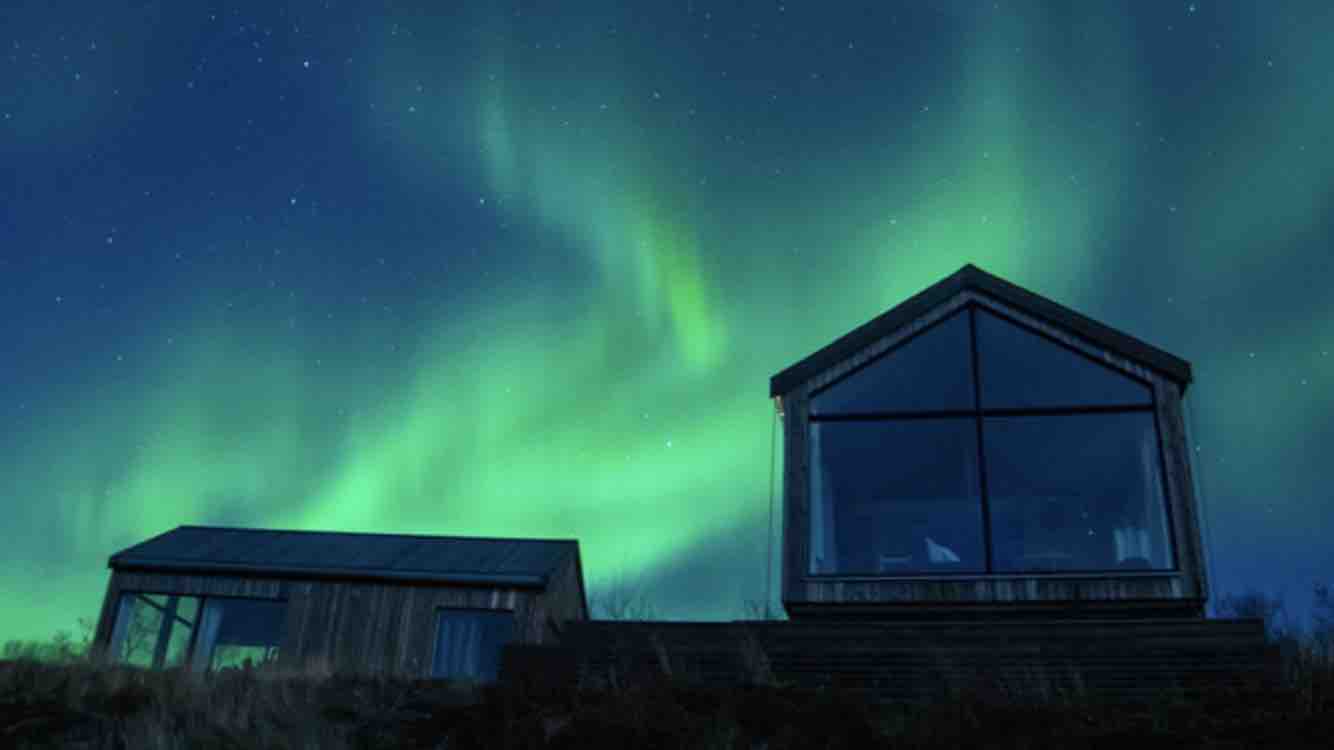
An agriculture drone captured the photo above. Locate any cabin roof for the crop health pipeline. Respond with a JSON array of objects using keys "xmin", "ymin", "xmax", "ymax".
[
  {"xmin": 107, "ymin": 525, "xmax": 581, "ymax": 589},
  {"xmin": 770, "ymin": 263, "xmax": 1193, "ymax": 397}
]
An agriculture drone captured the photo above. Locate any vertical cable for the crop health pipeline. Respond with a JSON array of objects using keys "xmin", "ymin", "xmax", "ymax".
[
  {"xmin": 1184, "ymin": 380, "xmax": 1220, "ymax": 617},
  {"xmin": 766, "ymin": 400, "xmax": 778, "ymax": 620}
]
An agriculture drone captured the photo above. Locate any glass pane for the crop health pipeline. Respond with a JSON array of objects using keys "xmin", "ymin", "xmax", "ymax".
[
  {"xmin": 975, "ymin": 309, "xmax": 1152, "ymax": 409},
  {"xmin": 432, "ymin": 609, "xmax": 515, "ymax": 682},
  {"xmin": 809, "ymin": 419, "xmax": 984, "ymax": 574},
  {"xmin": 107, "ymin": 594, "xmax": 200, "ymax": 669},
  {"xmin": 163, "ymin": 597, "xmax": 198, "ymax": 667},
  {"xmin": 983, "ymin": 412, "xmax": 1175, "ymax": 572},
  {"xmin": 190, "ymin": 598, "xmax": 285, "ymax": 672},
  {"xmin": 811, "ymin": 309, "xmax": 974, "ymax": 414}
]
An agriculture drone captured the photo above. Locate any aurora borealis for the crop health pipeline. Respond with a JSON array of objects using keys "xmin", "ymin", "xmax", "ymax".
[{"xmin": 3, "ymin": 1, "xmax": 1333, "ymax": 645}]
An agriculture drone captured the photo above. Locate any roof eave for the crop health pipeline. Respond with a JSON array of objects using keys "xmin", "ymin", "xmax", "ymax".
[{"xmin": 107, "ymin": 558, "xmax": 549, "ymax": 589}]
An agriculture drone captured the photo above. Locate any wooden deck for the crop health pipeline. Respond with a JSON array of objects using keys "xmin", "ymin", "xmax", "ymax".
[{"xmin": 501, "ymin": 618, "xmax": 1280, "ymax": 705}]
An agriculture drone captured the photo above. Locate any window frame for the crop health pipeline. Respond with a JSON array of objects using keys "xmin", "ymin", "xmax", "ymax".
[
  {"xmin": 105, "ymin": 590, "xmax": 287, "ymax": 671},
  {"xmin": 806, "ymin": 303, "xmax": 1180, "ymax": 578}
]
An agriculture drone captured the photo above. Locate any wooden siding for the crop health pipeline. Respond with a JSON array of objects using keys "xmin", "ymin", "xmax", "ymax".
[
  {"xmin": 782, "ymin": 291, "xmax": 1208, "ymax": 616},
  {"xmin": 283, "ymin": 579, "xmax": 537, "ymax": 677},
  {"xmin": 516, "ymin": 618, "xmax": 1277, "ymax": 706},
  {"xmin": 1158, "ymin": 380, "xmax": 1210, "ymax": 600},
  {"xmin": 92, "ymin": 570, "xmax": 548, "ymax": 678},
  {"xmin": 531, "ymin": 553, "xmax": 589, "ymax": 644}
]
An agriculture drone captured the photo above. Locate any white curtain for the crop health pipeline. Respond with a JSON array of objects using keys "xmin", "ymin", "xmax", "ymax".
[
  {"xmin": 433, "ymin": 613, "xmax": 484, "ymax": 680},
  {"xmin": 1115, "ymin": 423, "xmax": 1160, "ymax": 564},
  {"xmin": 190, "ymin": 600, "xmax": 225, "ymax": 673},
  {"xmin": 810, "ymin": 424, "xmax": 836, "ymax": 573}
]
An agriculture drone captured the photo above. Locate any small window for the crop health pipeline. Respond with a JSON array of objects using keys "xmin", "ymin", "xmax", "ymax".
[
  {"xmin": 811, "ymin": 309, "xmax": 975, "ymax": 415},
  {"xmin": 431, "ymin": 609, "xmax": 515, "ymax": 683},
  {"xmin": 975, "ymin": 309, "xmax": 1152, "ymax": 409},
  {"xmin": 106, "ymin": 593, "xmax": 284, "ymax": 672}
]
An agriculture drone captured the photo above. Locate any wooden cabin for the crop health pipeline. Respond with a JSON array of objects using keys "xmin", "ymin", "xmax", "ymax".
[
  {"xmin": 90, "ymin": 525, "xmax": 588, "ymax": 682},
  {"xmin": 770, "ymin": 263, "xmax": 1209, "ymax": 621}
]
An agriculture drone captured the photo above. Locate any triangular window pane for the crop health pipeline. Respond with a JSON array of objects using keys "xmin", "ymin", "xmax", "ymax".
[
  {"xmin": 811, "ymin": 309, "xmax": 974, "ymax": 414},
  {"xmin": 975, "ymin": 309, "xmax": 1152, "ymax": 409}
]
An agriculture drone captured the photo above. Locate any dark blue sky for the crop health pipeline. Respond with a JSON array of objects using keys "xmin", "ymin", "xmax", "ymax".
[{"xmin": 3, "ymin": 1, "xmax": 1332, "ymax": 642}]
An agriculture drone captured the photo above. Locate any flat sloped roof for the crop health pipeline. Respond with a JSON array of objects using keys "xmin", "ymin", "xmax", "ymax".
[
  {"xmin": 108, "ymin": 525, "xmax": 581, "ymax": 588},
  {"xmin": 770, "ymin": 263, "xmax": 1193, "ymax": 397}
]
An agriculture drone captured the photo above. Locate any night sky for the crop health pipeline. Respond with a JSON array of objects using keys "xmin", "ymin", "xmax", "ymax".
[{"xmin": 3, "ymin": 1, "xmax": 1332, "ymax": 645}]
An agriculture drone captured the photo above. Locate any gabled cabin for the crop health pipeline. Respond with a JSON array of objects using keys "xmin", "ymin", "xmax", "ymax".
[
  {"xmin": 771, "ymin": 264, "xmax": 1209, "ymax": 621},
  {"xmin": 90, "ymin": 525, "xmax": 588, "ymax": 682}
]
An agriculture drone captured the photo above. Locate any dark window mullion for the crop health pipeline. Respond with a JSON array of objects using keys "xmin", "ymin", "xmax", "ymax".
[
  {"xmin": 970, "ymin": 307, "xmax": 994, "ymax": 574},
  {"xmin": 812, "ymin": 410, "xmax": 978, "ymax": 422},
  {"xmin": 810, "ymin": 404, "xmax": 1156, "ymax": 421}
]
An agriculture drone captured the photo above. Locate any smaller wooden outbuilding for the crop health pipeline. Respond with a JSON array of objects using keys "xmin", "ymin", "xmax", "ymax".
[{"xmin": 90, "ymin": 525, "xmax": 588, "ymax": 682}]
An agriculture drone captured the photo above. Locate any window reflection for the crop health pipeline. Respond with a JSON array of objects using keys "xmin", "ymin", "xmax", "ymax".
[{"xmin": 107, "ymin": 593, "xmax": 199, "ymax": 669}]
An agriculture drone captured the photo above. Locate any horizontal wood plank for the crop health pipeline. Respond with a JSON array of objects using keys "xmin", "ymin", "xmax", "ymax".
[{"xmin": 521, "ymin": 618, "xmax": 1278, "ymax": 705}]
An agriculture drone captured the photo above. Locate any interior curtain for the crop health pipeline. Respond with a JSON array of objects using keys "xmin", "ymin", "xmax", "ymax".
[
  {"xmin": 1115, "ymin": 423, "xmax": 1159, "ymax": 563},
  {"xmin": 434, "ymin": 613, "xmax": 484, "ymax": 680},
  {"xmin": 810, "ymin": 424, "xmax": 839, "ymax": 573},
  {"xmin": 190, "ymin": 599, "xmax": 225, "ymax": 672}
]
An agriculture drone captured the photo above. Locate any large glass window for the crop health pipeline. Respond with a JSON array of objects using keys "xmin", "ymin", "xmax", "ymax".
[
  {"xmin": 431, "ymin": 609, "xmax": 515, "ymax": 683},
  {"xmin": 983, "ymin": 412, "xmax": 1174, "ymax": 572},
  {"xmin": 808, "ymin": 304, "xmax": 1175, "ymax": 576},
  {"xmin": 107, "ymin": 593, "xmax": 284, "ymax": 672},
  {"xmin": 810, "ymin": 420, "xmax": 984, "ymax": 574}
]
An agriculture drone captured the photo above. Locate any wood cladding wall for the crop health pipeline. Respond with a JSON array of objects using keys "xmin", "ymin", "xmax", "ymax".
[
  {"xmin": 780, "ymin": 290, "xmax": 1208, "ymax": 616},
  {"xmin": 533, "ymin": 554, "xmax": 588, "ymax": 642},
  {"xmin": 282, "ymin": 579, "xmax": 538, "ymax": 677}
]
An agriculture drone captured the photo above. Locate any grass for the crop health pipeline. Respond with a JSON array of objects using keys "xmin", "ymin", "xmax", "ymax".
[{"xmin": 1, "ymin": 585, "xmax": 1330, "ymax": 749}]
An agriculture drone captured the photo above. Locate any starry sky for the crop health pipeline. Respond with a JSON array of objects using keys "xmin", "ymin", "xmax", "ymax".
[{"xmin": 3, "ymin": 1, "xmax": 1332, "ymax": 645}]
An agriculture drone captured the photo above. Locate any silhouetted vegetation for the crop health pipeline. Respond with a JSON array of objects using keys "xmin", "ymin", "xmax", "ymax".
[{"xmin": 2, "ymin": 583, "xmax": 1330, "ymax": 748}]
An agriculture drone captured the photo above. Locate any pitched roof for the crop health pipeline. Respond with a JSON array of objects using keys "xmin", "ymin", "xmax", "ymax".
[
  {"xmin": 770, "ymin": 263, "xmax": 1193, "ymax": 397},
  {"xmin": 108, "ymin": 525, "xmax": 581, "ymax": 588}
]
